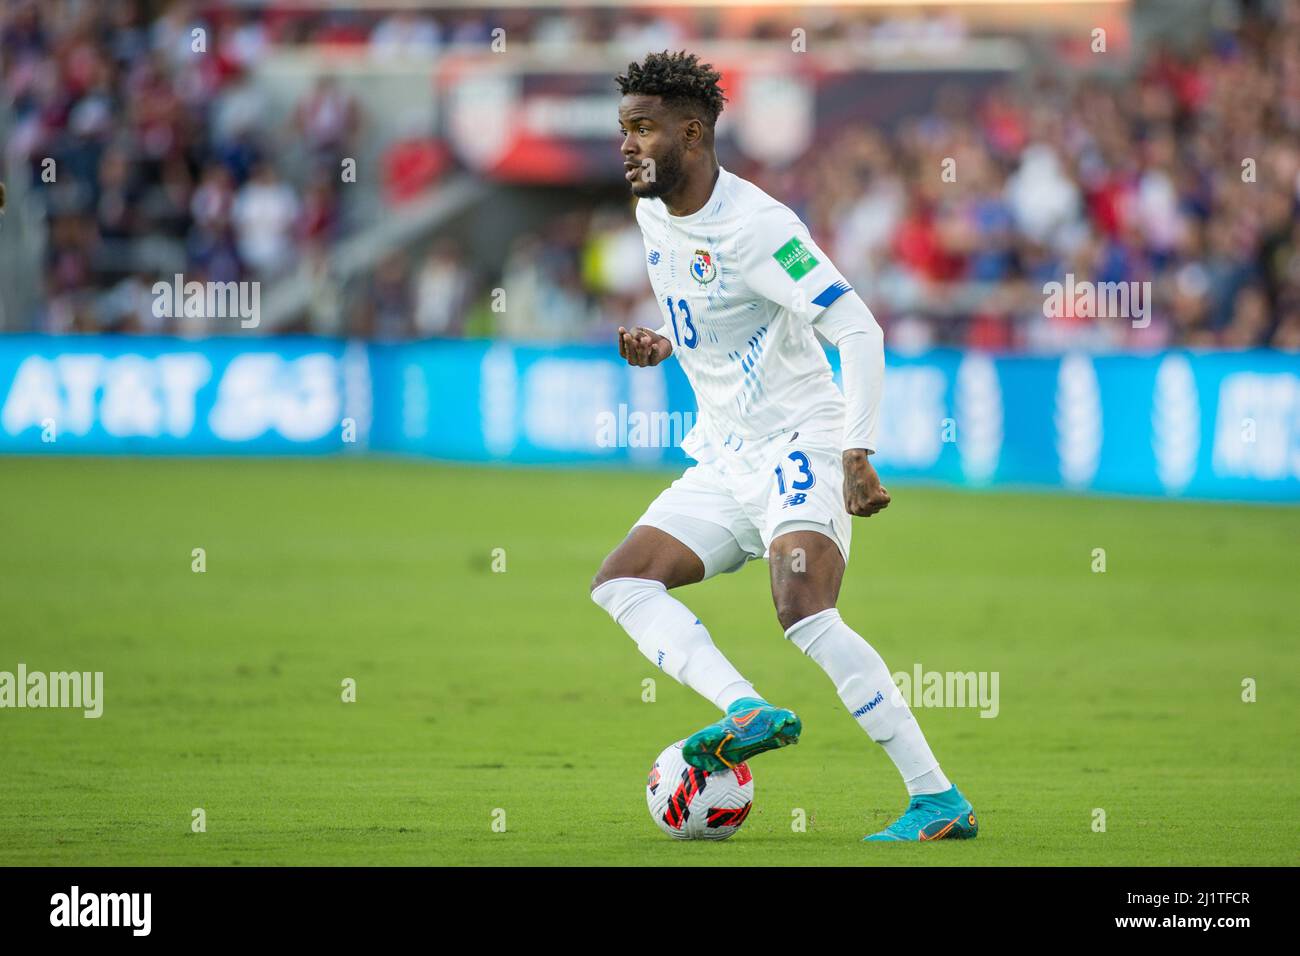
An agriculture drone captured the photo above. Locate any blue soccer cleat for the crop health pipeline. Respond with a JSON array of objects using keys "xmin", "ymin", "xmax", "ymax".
[
  {"xmin": 864, "ymin": 785, "xmax": 979, "ymax": 842},
  {"xmin": 681, "ymin": 696, "xmax": 802, "ymax": 772}
]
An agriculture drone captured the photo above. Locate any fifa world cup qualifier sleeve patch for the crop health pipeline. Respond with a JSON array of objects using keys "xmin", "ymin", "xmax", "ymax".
[{"xmin": 773, "ymin": 236, "xmax": 819, "ymax": 282}]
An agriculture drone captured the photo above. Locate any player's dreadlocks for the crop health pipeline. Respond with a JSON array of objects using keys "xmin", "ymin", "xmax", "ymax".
[{"xmin": 615, "ymin": 51, "xmax": 728, "ymax": 128}]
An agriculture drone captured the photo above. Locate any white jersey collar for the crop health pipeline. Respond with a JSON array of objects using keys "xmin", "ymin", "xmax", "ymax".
[{"xmin": 662, "ymin": 165, "xmax": 728, "ymax": 226}]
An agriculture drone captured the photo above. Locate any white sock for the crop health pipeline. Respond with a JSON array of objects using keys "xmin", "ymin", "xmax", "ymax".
[
  {"xmin": 785, "ymin": 608, "xmax": 952, "ymax": 796},
  {"xmin": 592, "ymin": 577, "xmax": 755, "ymax": 711}
]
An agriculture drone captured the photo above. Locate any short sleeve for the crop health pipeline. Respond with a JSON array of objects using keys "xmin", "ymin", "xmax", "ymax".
[{"xmin": 739, "ymin": 205, "xmax": 852, "ymax": 320}]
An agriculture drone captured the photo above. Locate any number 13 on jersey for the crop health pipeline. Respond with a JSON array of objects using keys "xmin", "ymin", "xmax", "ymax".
[{"xmin": 666, "ymin": 297, "xmax": 697, "ymax": 349}]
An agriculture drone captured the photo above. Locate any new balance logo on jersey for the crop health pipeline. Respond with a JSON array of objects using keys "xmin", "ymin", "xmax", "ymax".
[
  {"xmin": 648, "ymin": 250, "xmax": 660, "ymax": 265},
  {"xmin": 851, "ymin": 691, "xmax": 885, "ymax": 718}
]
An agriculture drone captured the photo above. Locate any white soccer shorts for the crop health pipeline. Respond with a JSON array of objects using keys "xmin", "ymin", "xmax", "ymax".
[{"xmin": 632, "ymin": 426, "xmax": 852, "ymax": 580}]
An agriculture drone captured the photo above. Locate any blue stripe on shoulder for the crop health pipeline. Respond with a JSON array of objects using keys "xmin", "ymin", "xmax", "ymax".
[{"xmin": 812, "ymin": 280, "xmax": 852, "ymax": 308}]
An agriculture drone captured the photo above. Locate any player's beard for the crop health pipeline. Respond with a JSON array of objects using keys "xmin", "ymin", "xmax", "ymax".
[{"xmin": 632, "ymin": 143, "xmax": 685, "ymax": 200}]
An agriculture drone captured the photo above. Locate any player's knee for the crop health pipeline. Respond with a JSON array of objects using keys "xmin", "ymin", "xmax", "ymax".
[
  {"xmin": 591, "ymin": 551, "xmax": 633, "ymax": 593},
  {"xmin": 591, "ymin": 561, "xmax": 648, "ymax": 596},
  {"xmin": 774, "ymin": 591, "xmax": 834, "ymax": 633},
  {"xmin": 591, "ymin": 543, "xmax": 671, "ymax": 594},
  {"xmin": 590, "ymin": 565, "xmax": 614, "ymax": 595},
  {"xmin": 590, "ymin": 571, "xmax": 621, "ymax": 613},
  {"xmin": 591, "ymin": 574, "xmax": 664, "ymax": 623},
  {"xmin": 775, "ymin": 603, "xmax": 808, "ymax": 633}
]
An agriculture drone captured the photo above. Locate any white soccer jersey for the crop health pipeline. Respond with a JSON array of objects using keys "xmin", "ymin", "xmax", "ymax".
[{"xmin": 635, "ymin": 166, "xmax": 853, "ymax": 462}]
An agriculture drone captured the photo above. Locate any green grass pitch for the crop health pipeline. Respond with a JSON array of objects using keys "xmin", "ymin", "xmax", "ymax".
[{"xmin": 1, "ymin": 457, "xmax": 1296, "ymax": 866}]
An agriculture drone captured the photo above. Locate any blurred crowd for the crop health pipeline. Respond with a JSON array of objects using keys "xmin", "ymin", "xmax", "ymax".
[
  {"xmin": 784, "ymin": 0, "xmax": 1300, "ymax": 352},
  {"xmin": 3, "ymin": 0, "xmax": 1299, "ymax": 350},
  {"xmin": 497, "ymin": 0, "xmax": 1300, "ymax": 351},
  {"xmin": 2, "ymin": 0, "xmax": 365, "ymax": 334}
]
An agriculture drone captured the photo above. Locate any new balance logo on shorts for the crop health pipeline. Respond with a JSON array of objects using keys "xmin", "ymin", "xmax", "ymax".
[{"xmin": 782, "ymin": 493, "xmax": 807, "ymax": 508}]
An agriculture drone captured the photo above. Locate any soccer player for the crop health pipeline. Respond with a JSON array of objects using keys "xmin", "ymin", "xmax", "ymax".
[{"xmin": 590, "ymin": 51, "xmax": 977, "ymax": 842}]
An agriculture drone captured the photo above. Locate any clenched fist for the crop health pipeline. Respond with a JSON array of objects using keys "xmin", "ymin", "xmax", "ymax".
[
  {"xmin": 843, "ymin": 449, "xmax": 890, "ymax": 517},
  {"xmin": 617, "ymin": 326, "xmax": 672, "ymax": 367}
]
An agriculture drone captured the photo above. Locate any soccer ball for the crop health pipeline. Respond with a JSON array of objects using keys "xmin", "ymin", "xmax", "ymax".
[{"xmin": 645, "ymin": 740, "xmax": 754, "ymax": 840}]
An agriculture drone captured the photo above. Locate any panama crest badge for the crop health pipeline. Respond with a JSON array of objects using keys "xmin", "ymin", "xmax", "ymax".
[{"xmin": 691, "ymin": 249, "xmax": 716, "ymax": 285}]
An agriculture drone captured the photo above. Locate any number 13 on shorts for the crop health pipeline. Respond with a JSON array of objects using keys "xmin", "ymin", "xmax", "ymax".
[{"xmin": 774, "ymin": 451, "xmax": 815, "ymax": 508}]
